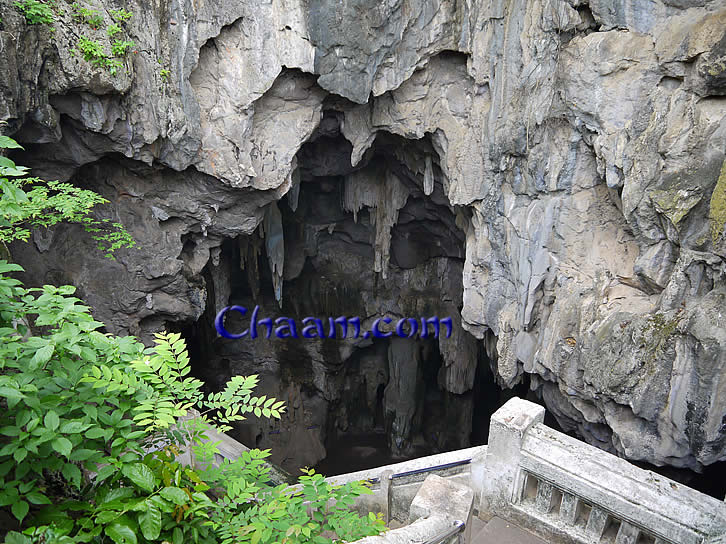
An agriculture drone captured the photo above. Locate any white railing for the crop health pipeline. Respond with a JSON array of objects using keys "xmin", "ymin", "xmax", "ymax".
[{"xmin": 474, "ymin": 398, "xmax": 726, "ymax": 544}]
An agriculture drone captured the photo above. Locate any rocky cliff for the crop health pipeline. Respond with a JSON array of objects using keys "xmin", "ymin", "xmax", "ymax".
[{"xmin": 2, "ymin": 0, "xmax": 726, "ymax": 472}]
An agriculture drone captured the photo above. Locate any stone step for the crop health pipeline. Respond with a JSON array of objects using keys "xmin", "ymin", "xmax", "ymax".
[{"xmin": 471, "ymin": 517, "xmax": 549, "ymax": 544}]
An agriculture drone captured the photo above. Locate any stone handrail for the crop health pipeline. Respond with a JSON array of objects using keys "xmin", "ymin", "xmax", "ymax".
[
  {"xmin": 474, "ymin": 398, "xmax": 726, "ymax": 544},
  {"xmin": 326, "ymin": 446, "xmax": 483, "ymax": 523}
]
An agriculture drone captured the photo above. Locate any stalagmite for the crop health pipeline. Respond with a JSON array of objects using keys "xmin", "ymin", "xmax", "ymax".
[
  {"xmin": 384, "ymin": 337, "xmax": 423, "ymax": 456},
  {"xmin": 263, "ymin": 202, "xmax": 285, "ymax": 306}
]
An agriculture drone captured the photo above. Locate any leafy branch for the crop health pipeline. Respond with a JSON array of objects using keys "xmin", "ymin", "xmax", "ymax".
[{"xmin": 0, "ymin": 135, "xmax": 135, "ymax": 258}]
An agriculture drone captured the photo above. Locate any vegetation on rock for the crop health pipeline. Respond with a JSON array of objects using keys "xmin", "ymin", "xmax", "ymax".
[
  {"xmin": 13, "ymin": 0, "xmax": 54, "ymax": 26},
  {"xmin": 709, "ymin": 159, "xmax": 726, "ymax": 246}
]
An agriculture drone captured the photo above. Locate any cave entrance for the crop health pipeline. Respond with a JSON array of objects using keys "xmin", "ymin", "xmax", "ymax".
[{"xmin": 179, "ymin": 109, "xmax": 510, "ymax": 474}]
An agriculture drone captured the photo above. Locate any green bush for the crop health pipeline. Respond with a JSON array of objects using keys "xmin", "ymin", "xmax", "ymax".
[
  {"xmin": 107, "ymin": 23, "xmax": 122, "ymax": 38},
  {"xmin": 109, "ymin": 8, "xmax": 132, "ymax": 23},
  {"xmin": 71, "ymin": 3, "xmax": 103, "ymax": 28},
  {"xmin": 111, "ymin": 40, "xmax": 134, "ymax": 57},
  {"xmin": 0, "ymin": 136, "xmax": 134, "ymax": 257},
  {"xmin": 13, "ymin": 0, "xmax": 54, "ymax": 26},
  {"xmin": 76, "ymin": 36, "xmax": 106, "ymax": 64},
  {"xmin": 75, "ymin": 38, "xmax": 130, "ymax": 76}
]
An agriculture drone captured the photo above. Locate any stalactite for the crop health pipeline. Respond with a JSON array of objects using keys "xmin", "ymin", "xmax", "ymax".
[
  {"xmin": 343, "ymin": 166, "xmax": 409, "ymax": 279},
  {"xmin": 342, "ymin": 168, "xmax": 379, "ymax": 223},
  {"xmin": 374, "ymin": 170, "xmax": 409, "ymax": 279},
  {"xmin": 287, "ymin": 167, "xmax": 301, "ymax": 212},
  {"xmin": 263, "ymin": 202, "xmax": 285, "ymax": 306},
  {"xmin": 423, "ymin": 154, "xmax": 434, "ymax": 196},
  {"xmin": 239, "ymin": 234, "xmax": 261, "ymax": 301}
]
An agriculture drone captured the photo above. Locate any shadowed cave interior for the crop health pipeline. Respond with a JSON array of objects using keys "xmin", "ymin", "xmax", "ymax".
[{"xmin": 177, "ymin": 110, "xmax": 525, "ymax": 475}]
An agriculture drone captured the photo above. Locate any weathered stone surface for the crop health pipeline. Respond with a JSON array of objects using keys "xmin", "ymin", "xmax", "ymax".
[{"xmin": 2, "ymin": 0, "xmax": 726, "ymax": 472}]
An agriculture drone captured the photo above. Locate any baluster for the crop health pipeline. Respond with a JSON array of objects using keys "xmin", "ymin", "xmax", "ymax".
[
  {"xmin": 615, "ymin": 521, "xmax": 640, "ymax": 544},
  {"xmin": 381, "ymin": 470, "xmax": 393, "ymax": 524},
  {"xmin": 560, "ymin": 493, "xmax": 579, "ymax": 525},
  {"xmin": 535, "ymin": 481, "xmax": 555, "ymax": 514},
  {"xmin": 585, "ymin": 507, "xmax": 609, "ymax": 538}
]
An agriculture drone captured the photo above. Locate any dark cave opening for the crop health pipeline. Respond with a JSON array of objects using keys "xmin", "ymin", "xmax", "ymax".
[{"xmin": 176, "ymin": 110, "xmax": 513, "ymax": 474}]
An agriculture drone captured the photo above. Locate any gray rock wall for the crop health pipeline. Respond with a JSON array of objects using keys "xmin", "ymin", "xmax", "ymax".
[{"xmin": 2, "ymin": 0, "xmax": 726, "ymax": 471}]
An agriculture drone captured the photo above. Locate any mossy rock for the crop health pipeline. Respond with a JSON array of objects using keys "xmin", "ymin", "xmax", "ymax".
[
  {"xmin": 651, "ymin": 186, "xmax": 702, "ymax": 229},
  {"xmin": 709, "ymin": 158, "xmax": 726, "ymax": 246}
]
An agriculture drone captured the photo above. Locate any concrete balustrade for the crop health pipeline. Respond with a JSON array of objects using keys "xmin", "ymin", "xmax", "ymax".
[{"xmin": 472, "ymin": 398, "xmax": 726, "ymax": 544}]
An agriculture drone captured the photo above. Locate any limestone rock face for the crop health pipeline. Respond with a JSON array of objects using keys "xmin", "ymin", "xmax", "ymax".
[{"xmin": 2, "ymin": 0, "xmax": 726, "ymax": 471}]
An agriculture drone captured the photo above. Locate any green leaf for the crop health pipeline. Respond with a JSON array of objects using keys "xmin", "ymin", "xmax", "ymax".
[
  {"xmin": 96, "ymin": 464, "xmax": 118, "ymax": 482},
  {"xmin": 51, "ymin": 436, "xmax": 73, "ymax": 458},
  {"xmin": 44, "ymin": 410, "xmax": 60, "ymax": 431},
  {"xmin": 13, "ymin": 448, "xmax": 27, "ymax": 463},
  {"xmin": 159, "ymin": 486, "xmax": 187, "ymax": 505},
  {"xmin": 11, "ymin": 500, "xmax": 29, "ymax": 523},
  {"xmin": 69, "ymin": 448, "xmax": 98, "ymax": 461},
  {"xmin": 138, "ymin": 505, "xmax": 161, "ymax": 540},
  {"xmin": 0, "ymin": 136, "xmax": 23, "ymax": 150},
  {"xmin": 4, "ymin": 532, "xmax": 32, "ymax": 544},
  {"xmin": 62, "ymin": 463, "xmax": 82, "ymax": 488},
  {"xmin": 172, "ymin": 527, "xmax": 183, "ymax": 544},
  {"xmin": 0, "ymin": 386, "xmax": 25, "ymax": 403},
  {"xmin": 30, "ymin": 344, "xmax": 54, "ymax": 368},
  {"xmin": 59, "ymin": 421, "xmax": 91, "ymax": 434},
  {"xmin": 100, "ymin": 487, "xmax": 135, "ymax": 505},
  {"xmin": 26, "ymin": 490, "xmax": 52, "ymax": 505},
  {"xmin": 121, "ymin": 463, "xmax": 155, "ymax": 493},
  {"xmin": 105, "ymin": 521, "xmax": 138, "ymax": 544},
  {"xmin": 85, "ymin": 427, "xmax": 106, "ymax": 439},
  {"xmin": 96, "ymin": 510, "xmax": 121, "ymax": 524}
]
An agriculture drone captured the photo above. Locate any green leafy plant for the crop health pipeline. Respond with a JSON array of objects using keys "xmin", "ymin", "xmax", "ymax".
[
  {"xmin": 71, "ymin": 3, "xmax": 103, "ymax": 28},
  {"xmin": 75, "ymin": 38, "xmax": 128, "ymax": 76},
  {"xmin": 106, "ymin": 58, "xmax": 124, "ymax": 76},
  {"xmin": 0, "ymin": 136, "xmax": 134, "ymax": 257},
  {"xmin": 107, "ymin": 22, "xmax": 122, "ymax": 38},
  {"xmin": 0, "ymin": 279, "xmax": 383, "ymax": 542},
  {"xmin": 109, "ymin": 8, "xmax": 133, "ymax": 23},
  {"xmin": 209, "ymin": 464, "xmax": 385, "ymax": 544},
  {"xmin": 76, "ymin": 36, "xmax": 106, "ymax": 64},
  {"xmin": 159, "ymin": 69, "xmax": 171, "ymax": 83},
  {"xmin": 0, "ymin": 137, "xmax": 384, "ymax": 543},
  {"xmin": 13, "ymin": 0, "xmax": 54, "ymax": 25},
  {"xmin": 111, "ymin": 40, "xmax": 134, "ymax": 57}
]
